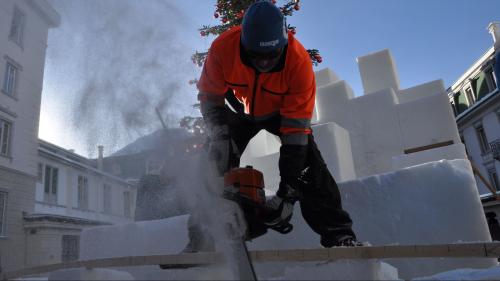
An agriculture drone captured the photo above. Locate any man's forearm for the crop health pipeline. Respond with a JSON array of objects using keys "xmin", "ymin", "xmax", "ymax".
[{"xmin": 199, "ymin": 93, "xmax": 227, "ymax": 130}]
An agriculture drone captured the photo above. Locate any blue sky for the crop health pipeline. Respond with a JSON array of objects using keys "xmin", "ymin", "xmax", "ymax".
[
  {"xmin": 177, "ymin": 0, "xmax": 500, "ymax": 95},
  {"xmin": 40, "ymin": 0, "xmax": 500, "ymax": 156}
]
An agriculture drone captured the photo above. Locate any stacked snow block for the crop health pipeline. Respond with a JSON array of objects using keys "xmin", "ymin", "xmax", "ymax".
[
  {"xmin": 244, "ymin": 48, "xmax": 464, "ymax": 179},
  {"xmin": 244, "ymin": 130, "xmax": 281, "ymax": 158},
  {"xmin": 80, "ymin": 215, "xmax": 190, "ymax": 260},
  {"xmin": 357, "ymin": 49, "xmax": 401, "ymax": 95},
  {"xmin": 312, "ymin": 123, "xmax": 356, "ymax": 181},
  {"xmin": 248, "ymin": 159, "xmax": 497, "ymax": 280},
  {"xmin": 395, "ymin": 91, "xmax": 460, "ymax": 152},
  {"xmin": 397, "ymin": 80, "xmax": 446, "ymax": 104},
  {"xmin": 49, "ymin": 215, "xmax": 192, "ymax": 280},
  {"xmin": 392, "ymin": 143, "xmax": 467, "ymax": 170},
  {"xmin": 241, "ymin": 121, "xmax": 357, "ymax": 184},
  {"xmin": 315, "ymin": 80, "xmax": 355, "ymax": 129},
  {"xmin": 349, "ymin": 88, "xmax": 402, "ymax": 177},
  {"xmin": 316, "ymin": 49, "xmax": 462, "ymax": 178}
]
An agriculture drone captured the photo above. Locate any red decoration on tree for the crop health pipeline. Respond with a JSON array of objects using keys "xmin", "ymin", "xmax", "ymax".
[{"xmin": 294, "ymin": 4, "xmax": 300, "ymax": 10}]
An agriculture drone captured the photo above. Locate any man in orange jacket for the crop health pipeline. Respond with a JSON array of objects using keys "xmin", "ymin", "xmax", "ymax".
[{"xmin": 198, "ymin": 0, "xmax": 359, "ymax": 247}]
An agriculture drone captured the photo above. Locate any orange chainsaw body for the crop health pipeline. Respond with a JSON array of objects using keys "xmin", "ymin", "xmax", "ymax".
[{"xmin": 224, "ymin": 166, "xmax": 266, "ymax": 205}]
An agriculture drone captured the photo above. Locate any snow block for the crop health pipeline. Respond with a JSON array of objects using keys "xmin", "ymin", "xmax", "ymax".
[
  {"xmin": 397, "ymin": 80, "xmax": 445, "ymax": 104},
  {"xmin": 49, "ymin": 268, "xmax": 134, "ymax": 280},
  {"xmin": 342, "ymin": 159, "xmax": 496, "ymax": 279},
  {"xmin": 282, "ymin": 260, "xmax": 399, "ymax": 280},
  {"xmin": 315, "ymin": 67, "xmax": 340, "ymax": 87},
  {"xmin": 244, "ymin": 130, "xmax": 281, "ymax": 158},
  {"xmin": 241, "ymin": 122, "xmax": 356, "ymax": 188},
  {"xmin": 249, "ymin": 160, "xmax": 496, "ymax": 280},
  {"xmin": 315, "ymin": 80, "xmax": 354, "ymax": 127},
  {"xmin": 350, "ymin": 88, "xmax": 403, "ymax": 177},
  {"xmin": 357, "ymin": 49, "xmax": 401, "ymax": 95},
  {"xmin": 80, "ymin": 215, "xmax": 190, "ymax": 260},
  {"xmin": 313, "ymin": 122, "xmax": 356, "ymax": 181},
  {"xmin": 396, "ymin": 92, "xmax": 460, "ymax": 152},
  {"xmin": 392, "ymin": 143, "xmax": 467, "ymax": 171}
]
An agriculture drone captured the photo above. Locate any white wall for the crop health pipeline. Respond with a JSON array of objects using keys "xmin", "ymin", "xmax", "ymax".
[
  {"xmin": 461, "ymin": 109, "xmax": 500, "ymax": 196},
  {"xmin": 36, "ymin": 151, "xmax": 136, "ymax": 224},
  {"xmin": 0, "ymin": 0, "xmax": 57, "ymax": 177},
  {"xmin": 0, "ymin": 0, "xmax": 59, "ymax": 272}
]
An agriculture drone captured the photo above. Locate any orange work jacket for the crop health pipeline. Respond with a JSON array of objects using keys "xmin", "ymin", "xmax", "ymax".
[{"xmin": 197, "ymin": 26, "xmax": 316, "ymax": 145}]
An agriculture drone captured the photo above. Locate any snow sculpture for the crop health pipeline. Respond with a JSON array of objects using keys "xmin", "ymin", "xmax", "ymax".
[{"xmin": 242, "ymin": 48, "xmax": 465, "ymax": 179}]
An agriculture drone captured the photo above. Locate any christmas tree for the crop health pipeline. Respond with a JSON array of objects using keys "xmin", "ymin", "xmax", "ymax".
[{"xmin": 180, "ymin": 0, "xmax": 321, "ymax": 140}]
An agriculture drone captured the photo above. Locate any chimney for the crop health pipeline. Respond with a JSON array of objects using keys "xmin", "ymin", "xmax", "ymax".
[
  {"xmin": 97, "ymin": 145, "xmax": 104, "ymax": 171},
  {"xmin": 488, "ymin": 22, "xmax": 500, "ymax": 48}
]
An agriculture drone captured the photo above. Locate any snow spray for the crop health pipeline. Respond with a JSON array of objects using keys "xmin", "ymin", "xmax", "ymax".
[{"xmin": 46, "ymin": 0, "xmax": 197, "ymax": 157}]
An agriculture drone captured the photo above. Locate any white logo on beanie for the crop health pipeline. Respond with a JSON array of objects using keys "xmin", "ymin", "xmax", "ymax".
[{"xmin": 260, "ymin": 39, "xmax": 279, "ymax": 47}]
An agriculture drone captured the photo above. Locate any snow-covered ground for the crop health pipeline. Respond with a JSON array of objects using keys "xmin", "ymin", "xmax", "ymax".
[{"xmin": 43, "ymin": 159, "xmax": 496, "ymax": 280}]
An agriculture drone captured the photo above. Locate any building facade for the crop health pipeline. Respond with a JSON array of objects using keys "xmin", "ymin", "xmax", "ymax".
[
  {"xmin": 447, "ymin": 23, "xmax": 500, "ymax": 220},
  {"xmin": 23, "ymin": 140, "xmax": 136, "ymax": 267},
  {"xmin": 0, "ymin": 0, "xmax": 60, "ymax": 272}
]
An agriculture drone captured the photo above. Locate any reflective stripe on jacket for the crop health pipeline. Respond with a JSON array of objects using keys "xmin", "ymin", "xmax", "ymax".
[{"xmin": 197, "ymin": 26, "xmax": 315, "ymax": 145}]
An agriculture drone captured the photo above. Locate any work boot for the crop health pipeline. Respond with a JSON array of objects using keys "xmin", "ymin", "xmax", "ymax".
[{"xmin": 321, "ymin": 235, "xmax": 363, "ymax": 248}]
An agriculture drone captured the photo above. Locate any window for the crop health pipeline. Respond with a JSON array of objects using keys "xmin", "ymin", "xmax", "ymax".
[
  {"xmin": 77, "ymin": 176, "xmax": 89, "ymax": 210},
  {"xmin": 9, "ymin": 7, "xmax": 25, "ymax": 47},
  {"xmin": 0, "ymin": 119, "xmax": 12, "ymax": 157},
  {"xmin": 61, "ymin": 235, "xmax": 79, "ymax": 262},
  {"xmin": 0, "ymin": 191, "xmax": 7, "ymax": 236},
  {"xmin": 472, "ymin": 72, "xmax": 491, "ymax": 100},
  {"xmin": 37, "ymin": 163, "xmax": 43, "ymax": 182},
  {"xmin": 2, "ymin": 62, "xmax": 18, "ymax": 97},
  {"xmin": 465, "ymin": 87, "xmax": 475, "ymax": 105},
  {"xmin": 450, "ymin": 101, "xmax": 457, "ymax": 116},
  {"xmin": 488, "ymin": 168, "xmax": 499, "ymax": 191},
  {"xmin": 123, "ymin": 191, "xmax": 131, "ymax": 217},
  {"xmin": 44, "ymin": 165, "xmax": 58, "ymax": 204},
  {"xmin": 486, "ymin": 68, "xmax": 497, "ymax": 91},
  {"xmin": 103, "ymin": 184, "xmax": 112, "ymax": 214},
  {"xmin": 475, "ymin": 124, "xmax": 490, "ymax": 154},
  {"xmin": 454, "ymin": 90, "xmax": 469, "ymax": 114}
]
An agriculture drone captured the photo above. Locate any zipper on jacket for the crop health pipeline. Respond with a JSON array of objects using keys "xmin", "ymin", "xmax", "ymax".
[{"xmin": 250, "ymin": 71, "xmax": 260, "ymax": 116}]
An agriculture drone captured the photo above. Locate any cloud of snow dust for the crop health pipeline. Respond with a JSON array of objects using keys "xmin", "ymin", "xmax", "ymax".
[
  {"xmin": 46, "ymin": 0, "xmax": 198, "ymax": 157},
  {"xmin": 45, "ymin": 1, "xmax": 249, "ymax": 278}
]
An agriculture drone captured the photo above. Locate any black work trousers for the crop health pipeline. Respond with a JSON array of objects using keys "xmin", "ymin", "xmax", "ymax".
[{"xmin": 226, "ymin": 108, "xmax": 356, "ymax": 245}]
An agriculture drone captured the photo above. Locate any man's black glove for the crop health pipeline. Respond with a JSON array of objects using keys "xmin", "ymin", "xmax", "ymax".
[
  {"xmin": 199, "ymin": 97, "xmax": 233, "ymax": 175},
  {"xmin": 262, "ymin": 178, "xmax": 304, "ymax": 232},
  {"xmin": 262, "ymin": 144, "xmax": 308, "ymax": 232}
]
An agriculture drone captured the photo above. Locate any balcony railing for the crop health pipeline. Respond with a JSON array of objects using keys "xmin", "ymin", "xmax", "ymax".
[{"xmin": 491, "ymin": 138, "xmax": 500, "ymax": 161}]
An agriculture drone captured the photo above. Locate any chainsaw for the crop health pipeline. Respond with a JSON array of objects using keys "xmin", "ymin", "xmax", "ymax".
[{"xmin": 223, "ymin": 165, "xmax": 293, "ymax": 240}]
